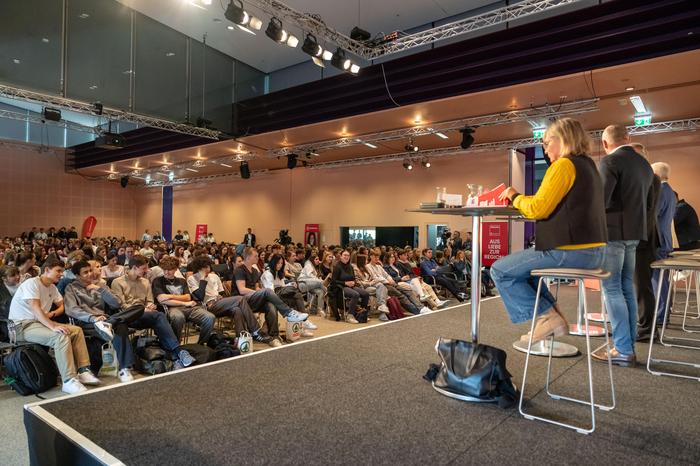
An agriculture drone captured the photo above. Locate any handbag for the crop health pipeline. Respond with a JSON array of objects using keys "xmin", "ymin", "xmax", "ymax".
[
  {"xmin": 237, "ymin": 331, "xmax": 253, "ymax": 354},
  {"xmin": 424, "ymin": 338, "xmax": 519, "ymax": 409},
  {"xmin": 99, "ymin": 342, "xmax": 118, "ymax": 377}
]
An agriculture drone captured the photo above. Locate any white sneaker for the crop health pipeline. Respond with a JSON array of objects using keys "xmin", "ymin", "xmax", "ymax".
[
  {"xmin": 317, "ymin": 310, "xmax": 326, "ymax": 318},
  {"xmin": 78, "ymin": 370, "xmax": 100, "ymax": 386},
  {"xmin": 118, "ymin": 368, "xmax": 134, "ymax": 383},
  {"xmin": 346, "ymin": 314, "xmax": 359, "ymax": 324},
  {"xmin": 419, "ymin": 294, "xmax": 430, "ymax": 302},
  {"xmin": 419, "ymin": 306, "xmax": 433, "ymax": 314},
  {"xmin": 94, "ymin": 321, "xmax": 114, "ymax": 341},
  {"xmin": 301, "ymin": 328, "xmax": 314, "ymax": 337},
  {"xmin": 270, "ymin": 338, "xmax": 283, "ymax": 348},
  {"xmin": 286, "ymin": 310, "xmax": 309, "ymax": 322},
  {"xmin": 303, "ymin": 320, "xmax": 317, "ymax": 330},
  {"xmin": 436, "ymin": 299, "xmax": 449, "ymax": 307},
  {"xmin": 378, "ymin": 304, "xmax": 390, "ymax": 314},
  {"xmin": 379, "ymin": 313, "xmax": 389, "ymax": 321},
  {"xmin": 62, "ymin": 378, "xmax": 88, "ymax": 395}
]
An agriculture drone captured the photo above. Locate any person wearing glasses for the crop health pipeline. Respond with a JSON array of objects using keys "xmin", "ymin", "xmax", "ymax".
[{"xmin": 491, "ymin": 118, "xmax": 607, "ymax": 344}]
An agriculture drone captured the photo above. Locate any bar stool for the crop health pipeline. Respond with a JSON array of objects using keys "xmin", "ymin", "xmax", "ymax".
[
  {"xmin": 647, "ymin": 258, "xmax": 700, "ymax": 381},
  {"xmin": 519, "ymin": 268, "xmax": 615, "ymax": 435}
]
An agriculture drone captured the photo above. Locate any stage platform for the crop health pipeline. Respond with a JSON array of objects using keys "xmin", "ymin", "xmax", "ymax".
[{"xmin": 24, "ymin": 289, "xmax": 700, "ymax": 465}]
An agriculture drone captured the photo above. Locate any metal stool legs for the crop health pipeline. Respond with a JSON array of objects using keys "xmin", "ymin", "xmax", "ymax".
[
  {"xmin": 647, "ymin": 269, "xmax": 700, "ymax": 381},
  {"xmin": 519, "ymin": 278, "xmax": 615, "ymax": 434}
]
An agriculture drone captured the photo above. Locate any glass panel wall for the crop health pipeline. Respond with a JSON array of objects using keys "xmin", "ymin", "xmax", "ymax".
[
  {"xmin": 133, "ymin": 13, "xmax": 188, "ymax": 121},
  {"xmin": 235, "ymin": 61, "xmax": 266, "ymax": 102},
  {"xmin": 65, "ymin": 0, "xmax": 132, "ymax": 109},
  {"xmin": 0, "ymin": 0, "xmax": 63, "ymax": 93},
  {"xmin": 203, "ymin": 47, "xmax": 233, "ymax": 133}
]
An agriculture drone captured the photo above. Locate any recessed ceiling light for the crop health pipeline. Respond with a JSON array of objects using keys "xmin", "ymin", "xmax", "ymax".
[
  {"xmin": 220, "ymin": 163, "xmax": 233, "ymax": 168},
  {"xmin": 364, "ymin": 142, "xmax": 378, "ymax": 149},
  {"xmin": 12, "ymin": 59, "xmax": 20, "ymax": 64},
  {"xmin": 186, "ymin": 168, "xmax": 199, "ymax": 172},
  {"xmin": 89, "ymin": 85, "xmax": 98, "ymax": 90},
  {"xmin": 434, "ymin": 132, "xmax": 449, "ymax": 139},
  {"xmin": 227, "ymin": 25, "xmax": 234, "ymax": 30},
  {"xmin": 41, "ymin": 38, "xmax": 49, "ymax": 43},
  {"xmin": 79, "ymin": 13, "xmax": 89, "ymax": 19},
  {"xmin": 625, "ymin": 86, "xmax": 635, "ymax": 92}
]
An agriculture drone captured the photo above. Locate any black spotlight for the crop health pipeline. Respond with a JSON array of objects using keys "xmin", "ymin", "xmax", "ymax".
[
  {"xmin": 350, "ymin": 26, "xmax": 371, "ymax": 41},
  {"xmin": 459, "ymin": 126, "xmax": 475, "ymax": 149},
  {"xmin": 402, "ymin": 160, "xmax": 413, "ymax": 171},
  {"xmin": 421, "ymin": 159, "xmax": 431, "ymax": 168},
  {"xmin": 120, "ymin": 176, "xmax": 129, "ymax": 188},
  {"xmin": 42, "ymin": 107, "xmax": 61, "ymax": 122},
  {"xmin": 331, "ymin": 48, "xmax": 352, "ymax": 71},
  {"xmin": 286, "ymin": 153, "xmax": 298, "ymax": 169},
  {"xmin": 225, "ymin": 0, "xmax": 248, "ymax": 25},
  {"xmin": 405, "ymin": 143, "xmax": 419, "ymax": 152},
  {"xmin": 240, "ymin": 161, "xmax": 250, "ymax": 179},
  {"xmin": 302, "ymin": 33, "xmax": 323, "ymax": 57},
  {"xmin": 265, "ymin": 17, "xmax": 287, "ymax": 43}
]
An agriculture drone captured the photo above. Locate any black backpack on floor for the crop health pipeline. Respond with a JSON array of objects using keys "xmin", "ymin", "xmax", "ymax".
[
  {"xmin": 181, "ymin": 343, "xmax": 217, "ymax": 365},
  {"xmin": 3, "ymin": 345, "xmax": 58, "ymax": 396}
]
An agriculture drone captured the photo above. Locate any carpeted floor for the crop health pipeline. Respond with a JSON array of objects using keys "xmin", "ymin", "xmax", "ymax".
[{"xmin": 29, "ymin": 288, "xmax": 700, "ymax": 465}]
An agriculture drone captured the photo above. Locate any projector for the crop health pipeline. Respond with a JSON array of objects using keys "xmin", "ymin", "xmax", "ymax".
[{"xmin": 95, "ymin": 132, "xmax": 126, "ymax": 149}]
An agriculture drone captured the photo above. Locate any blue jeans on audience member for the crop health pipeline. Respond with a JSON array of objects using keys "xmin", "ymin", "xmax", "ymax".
[
  {"xmin": 601, "ymin": 240, "xmax": 639, "ymax": 356},
  {"xmin": 491, "ymin": 246, "xmax": 605, "ymax": 324},
  {"xmin": 130, "ymin": 310, "xmax": 181, "ymax": 355}
]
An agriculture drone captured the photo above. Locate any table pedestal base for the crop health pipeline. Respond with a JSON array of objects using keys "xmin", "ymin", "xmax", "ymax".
[
  {"xmin": 569, "ymin": 323, "xmax": 607, "ymax": 336},
  {"xmin": 512, "ymin": 339, "xmax": 579, "ymax": 357}
]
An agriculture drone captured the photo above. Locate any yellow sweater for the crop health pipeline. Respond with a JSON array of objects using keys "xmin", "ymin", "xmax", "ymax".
[{"xmin": 513, "ymin": 157, "xmax": 605, "ymax": 250}]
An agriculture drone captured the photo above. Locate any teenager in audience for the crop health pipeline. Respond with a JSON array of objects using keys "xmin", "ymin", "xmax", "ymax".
[
  {"xmin": 332, "ymin": 250, "xmax": 369, "ymax": 324},
  {"xmin": 139, "ymin": 241, "xmax": 155, "ymax": 259},
  {"xmin": 101, "ymin": 252, "xmax": 125, "ymax": 281},
  {"xmin": 0, "ymin": 266, "xmax": 20, "ymax": 342},
  {"xmin": 111, "ymin": 256, "xmax": 195, "ymax": 369},
  {"xmin": 451, "ymin": 250, "xmax": 495, "ymax": 297},
  {"xmin": 9, "ymin": 257, "xmax": 100, "ymax": 394},
  {"xmin": 261, "ymin": 254, "xmax": 313, "ymax": 337},
  {"xmin": 64, "ymin": 260, "xmax": 140, "ymax": 383},
  {"xmin": 118, "ymin": 245, "xmax": 135, "ymax": 266},
  {"xmin": 16, "ymin": 252, "xmax": 40, "ymax": 284},
  {"xmin": 366, "ymin": 249, "xmax": 428, "ymax": 316},
  {"xmin": 394, "ymin": 250, "xmax": 446, "ymax": 307},
  {"xmin": 234, "ymin": 247, "xmax": 310, "ymax": 345},
  {"xmin": 298, "ymin": 252, "xmax": 326, "ymax": 317},
  {"xmin": 421, "ymin": 249, "xmax": 466, "ymax": 302},
  {"xmin": 284, "ymin": 250, "xmax": 302, "ymax": 279}
]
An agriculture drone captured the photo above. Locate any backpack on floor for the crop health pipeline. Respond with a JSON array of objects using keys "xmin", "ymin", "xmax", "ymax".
[
  {"xmin": 180, "ymin": 343, "xmax": 216, "ymax": 365},
  {"xmin": 134, "ymin": 336, "xmax": 172, "ymax": 375},
  {"xmin": 386, "ymin": 297, "xmax": 405, "ymax": 320},
  {"xmin": 424, "ymin": 338, "xmax": 519, "ymax": 409},
  {"xmin": 3, "ymin": 344, "xmax": 58, "ymax": 396}
]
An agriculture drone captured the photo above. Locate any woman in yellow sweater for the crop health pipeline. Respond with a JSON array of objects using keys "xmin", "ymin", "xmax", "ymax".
[{"xmin": 491, "ymin": 118, "xmax": 607, "ymax": 342}]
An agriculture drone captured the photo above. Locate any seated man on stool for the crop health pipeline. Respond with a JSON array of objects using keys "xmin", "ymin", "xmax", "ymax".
[
  {"xmin": 185, "ymin": 255, "xmax": 273, "ymax": 346},
  {"xmin": 9, "ymin": 257, "xmax": 100, "ymax": 394},
  {"xmin": 152, "ymin": 256, "xmax": 216, "ymax": 345},
  {"xmin": 234, "ymin": 247, "xmax": 310, "ymax": 347},
  {"xmin": 64, "ymin": 260, "xmax": 140, "ymax": 383},
  {"xmin": 111, "ymin": 255, "xmax": 195, "ymax": 369}
]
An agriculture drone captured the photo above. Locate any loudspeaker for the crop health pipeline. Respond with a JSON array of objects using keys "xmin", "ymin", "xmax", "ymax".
[
  {"xmin": 120, "ymin": 176, "xmax": 129, "ymax": 188},
  {"xmin": 240, "ymin": 161, "xmax": 250, "ymax": 179}
]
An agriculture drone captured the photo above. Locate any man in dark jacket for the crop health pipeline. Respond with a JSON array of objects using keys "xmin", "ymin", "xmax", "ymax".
[
  {"xmin": 674, "ymin": 196, "xmax": 700, "ymax": 250},
  {"xmin": 651, "ymin": 162, "xmax": 677, "ymax": 325},
  {"xmin": 596, "ymin": 125, "xmax": 654, "ymax": 367}
]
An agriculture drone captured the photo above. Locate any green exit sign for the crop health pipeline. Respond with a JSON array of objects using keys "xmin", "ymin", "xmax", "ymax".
[
  {"xmin": 634, "ymin": 112, "xmax": 652, "ymax": 126},
  {"xmin": 532, "ymin": 128, "xmax": 546, "ymax": 139}
]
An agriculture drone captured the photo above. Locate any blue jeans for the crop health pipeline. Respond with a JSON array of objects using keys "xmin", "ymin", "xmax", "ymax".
[
  {"xmin": 601, "ymin": 240, "xmax": 639, "ymax": 356},
  {"xmin": 491, "ymin": 246, "xmax": 605, "ymax": 324},
  {"xmin": 131, "ymin": 310, "xmax": 181, "ymax": 356}
]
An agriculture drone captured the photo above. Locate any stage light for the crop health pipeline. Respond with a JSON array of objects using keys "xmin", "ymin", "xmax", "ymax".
[
  {"xmin": 248, "ymin": 17, "xmax": 262, "ymax": 30},
  {"xmin": 286, "ymin": 34, "xmax": 299, "ymax": 48},
  {"xmin": 331, "ymin": 49, "xmax": 352, "ymax": 71},
  {"xmin": 421, "ymin": 159, "xmax": 431, "ymax": 168},
  {"xmin": 225, "ymin": 0, "xmax": 248, "ymax": 25},
  {"xmin": 405, "ymin": 138, "xmax": 419, "ymax": 152},
  {"xmin": 287, "ymin": 153, "xmax": 298, "ymax": 169},
  {"xmin": 302, "ymin": 34, "xmax": 323, "ymax": 57},
  {"xmin": 42, "ymin": 107, "xmax": 61, "ymax": 122},
  {"xmin": 168, "ymin": 172, "xmax": 175, "ymax": 182},
  {"xmin": 265, "ymin": 17, "xmax": 288, "ymax": 43},
  {"xmin": 403, "ymin": 160, "xmax": 413, "ymax": 171},
  {"xmin": 311, "ymin": 57, "xmax": 325, "ymax": 68},
  {"xmin": 459, "ymin": 126, "xmax": 475, "ymax": 149},
  {"xmin": 120, "ymin": 176, "xmax": 129, "ymax": 188},
  {"xmin": 240, "ymin": 161, "xmax": 251, "ymax": 178},
  {"xmin": 322, "ymin": 49, "xmax": 333, "ymax": 61},
  {"xmin": 350, "ymin": 26, "xmax": 371, "ymax": 41},
  {"xmin": 349, "ymin": 63, "xmax": 360, "ymax": 75}
]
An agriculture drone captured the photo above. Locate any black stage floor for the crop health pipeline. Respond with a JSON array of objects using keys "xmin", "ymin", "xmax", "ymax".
[{"xmin": 25, "ymin": 289, "xmax": 700, "ymax": 465}]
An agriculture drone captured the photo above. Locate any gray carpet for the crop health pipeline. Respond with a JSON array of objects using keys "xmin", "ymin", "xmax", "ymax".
[{"xmin": 36, "ymin": 288, "xmax": 700, "ymax": 465}]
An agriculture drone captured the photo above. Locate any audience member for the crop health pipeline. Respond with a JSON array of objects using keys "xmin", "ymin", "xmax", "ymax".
[
  {"xmin": 651, "ymin": 162, "xmax": 677, "ymax": 324},
  {"xmin": 674, "ymin": 195, "xmax": 700, "ymax": 250},
  {"xmin": 332, "ymin": 250, "xmax": 369, "ymax": 324}
]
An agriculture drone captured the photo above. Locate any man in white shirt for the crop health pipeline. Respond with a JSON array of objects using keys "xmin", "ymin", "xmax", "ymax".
[
  {"xmin": 141, "ymin": 229, "xmax": 152, "ymax": 242},
  {"xmin": 9, "ymin": 257, "xmax": 100, "ymax": 395}
]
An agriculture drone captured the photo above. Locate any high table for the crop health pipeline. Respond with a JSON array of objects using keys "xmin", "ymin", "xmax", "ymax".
[{"xmin": 410, "ymin": 205, "xmax": 578, "ymax": 358}]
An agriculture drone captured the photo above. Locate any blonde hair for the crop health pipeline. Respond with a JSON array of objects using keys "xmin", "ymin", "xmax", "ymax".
[
  {"xmin": 651, "ymin": 162, "xmax": 670, "ymax": 181},
  {"xmin": 545, "ymin": 118, "xmax": 591, "ymax": 156}
]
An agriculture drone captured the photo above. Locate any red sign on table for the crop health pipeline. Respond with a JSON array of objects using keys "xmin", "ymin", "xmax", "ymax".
[
  {"xmin": 481, "ymin": 221, "xmax": 509, "ymax": 267},
  {"xmin": 195, "ymin": 224, "xmax": 208, "ymax": 243}
]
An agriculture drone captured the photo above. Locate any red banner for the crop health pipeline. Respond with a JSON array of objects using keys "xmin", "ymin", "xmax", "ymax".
[
  {"xmin": 195, "ymin": 224, "xmax": 208, "ymax": 243},
  {"xmin": 481, "ymin": 221, "xmax": 508, "ymax": 267},
  {"xmin": 304, "ymin": 224, "xmax": 320, "ymax": 247}
]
